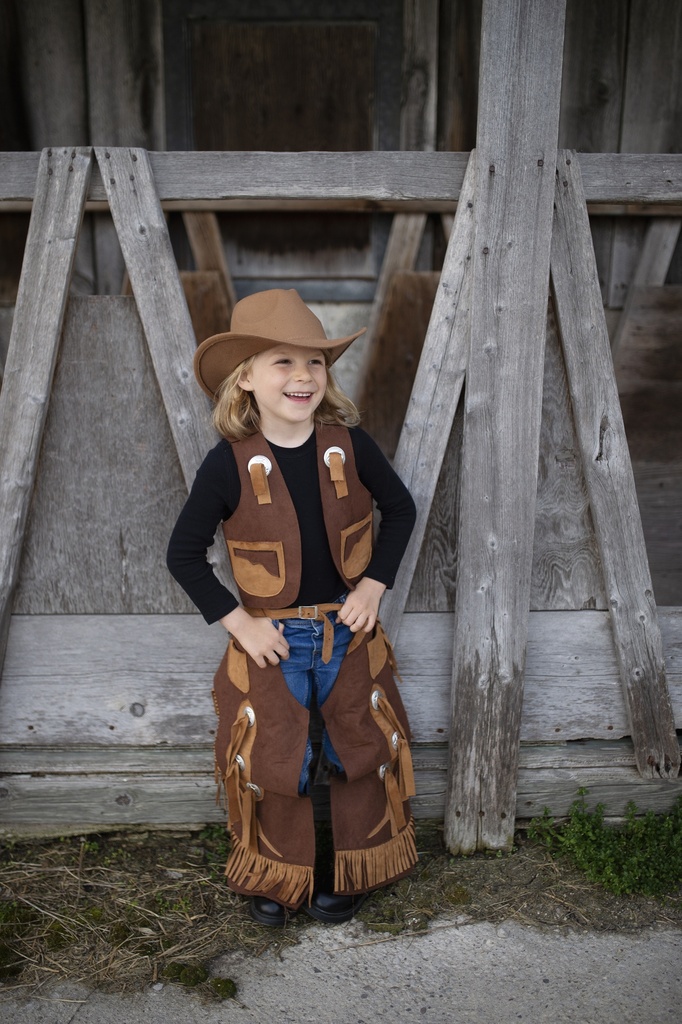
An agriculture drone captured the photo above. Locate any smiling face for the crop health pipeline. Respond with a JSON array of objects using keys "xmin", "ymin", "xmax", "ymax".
[{"xmin": 237, "ymin": 343, "xmax": 328, "ymax": 444}]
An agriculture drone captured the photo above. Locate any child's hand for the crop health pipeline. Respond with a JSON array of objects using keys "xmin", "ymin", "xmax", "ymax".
[
  {"xmin": 220, "ymin": 607, "xmax": 290, "ymax": 668},
  {"xmin": 338, "ymin": 577, "xmax": 387, "ymax": 634}
]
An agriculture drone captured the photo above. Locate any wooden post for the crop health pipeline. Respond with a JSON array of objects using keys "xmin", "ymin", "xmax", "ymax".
[
  {"xmin": 550, "ymin": 151, "xmax": 680, "ymax": 779},
  {"xmin": 444, "ymin": 0, "xmax": 567, "ymax": 854},
  {"xmin": 0, "ymin": 147, "xmax": 92, "ymax": 669},
  {"xmin": 351, "ymin": 214, "xmax": 428, "ymax": 403},
  {"xmin": 379, "ymin": 154, "xmax": 475, "ymax": 642},
  {"xmin": 94, "ymin": 148, "xmax": 216, "ymax": 488},
  {"xmin": 182, "ymin": 212, "xmax": 237, "ymax": 317},
  {"xmin": 94, "ymin": 148, "xmax": 235, "ymax": 593},
  {"xmin": 610, "ymin": 218, "xmax": 681, "ymax": 357}
]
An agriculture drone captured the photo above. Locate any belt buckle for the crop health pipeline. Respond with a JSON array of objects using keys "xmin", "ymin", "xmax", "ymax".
[{"xmin": 298, "ymin": 604, "xmax": 318, "ymax": 619}]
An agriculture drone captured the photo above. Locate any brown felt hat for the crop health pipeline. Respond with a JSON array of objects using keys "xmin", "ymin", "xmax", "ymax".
[{"xmin": 194, "ymin": 288, "xmax": 366, "ymax": 398}]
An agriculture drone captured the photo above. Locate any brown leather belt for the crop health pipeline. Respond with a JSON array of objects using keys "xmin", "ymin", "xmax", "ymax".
[{"xmin": 246, "ymin": 603, "xmax": 343, "ymax": 664}]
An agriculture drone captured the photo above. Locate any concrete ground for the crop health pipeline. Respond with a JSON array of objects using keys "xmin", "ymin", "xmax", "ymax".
[{"xmin": 1, "ymin": 917, "xmax": 680, "ymax": 1024}]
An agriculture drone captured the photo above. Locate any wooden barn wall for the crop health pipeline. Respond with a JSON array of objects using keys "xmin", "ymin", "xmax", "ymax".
[
  {"xmin": 13, "ymin": 296, "xmax": 194, "ymax": 615},
  {"xmin": 0, "ymin": 0, "xmax": 681, "ymax": 302},
  {"xmin": 0, "ymin": 4, "xmax": 681, "ymax": 830}
]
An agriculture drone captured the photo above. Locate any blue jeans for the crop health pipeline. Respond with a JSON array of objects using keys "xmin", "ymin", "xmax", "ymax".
[{"xmin": 272, "ymin": 598, "xmax": 353, "ymax": 794}]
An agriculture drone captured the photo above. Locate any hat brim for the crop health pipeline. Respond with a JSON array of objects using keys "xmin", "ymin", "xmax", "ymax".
[{"xmin": 193, "ymin": 328, "xmax": 366, "ymax": 399}]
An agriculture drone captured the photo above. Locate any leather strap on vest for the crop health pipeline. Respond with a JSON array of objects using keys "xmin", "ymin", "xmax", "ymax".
[
  {"xmin": 327, "ymin": 450, "xmax": 348, "ymax": 499},
  {"xmin": 246, "ymin": 603, "xmax": 343, "ymax": 664},
  {"xmin": 249, "ymin": 461, "xmax": 272, "ymax": 505}
]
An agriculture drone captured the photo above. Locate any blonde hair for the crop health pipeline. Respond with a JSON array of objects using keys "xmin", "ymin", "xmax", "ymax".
[{"xmin": 212, "ymin": 351, "xmax": 360, "ymax": 440}]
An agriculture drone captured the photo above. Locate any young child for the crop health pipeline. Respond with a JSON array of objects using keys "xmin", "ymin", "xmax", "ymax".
[{"xmin": 167, "ymin": 288, "xmax": 418, "ymax": 927}]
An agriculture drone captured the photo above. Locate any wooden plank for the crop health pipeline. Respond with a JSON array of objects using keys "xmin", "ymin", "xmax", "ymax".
[
  {"xmin": 558, "ymin": 0, "xmax": 627, "ymax": 306},
  {"xmin": 351, "ymin": 214, "xmax": 427, "ymax": 403},
  {"xmin": 85, "ymin": 0, "xmax": 165, "ymax": 149},
  {"xmin": 180, "ymin": 271, "xmax": 231, "ymax": 351},
  {"xmin": 550, "ymin": 151, "xmax": 680, "ymax": 781},
  {"xmin": 531, "ymin": 300, "xmax": 607, "ymax": 611},
  {"xmin": 359, "ymin": 271, "xmax": 439, "ymax": 457},
  {"xmin": 558, "ymin": 0, "xmax": 626, "ymax": 153},
  {"xmin": 12, "ymin": 297, "xmax": 195, "ymax": 615},
  {"xmin": 94, "ymin": 147, "xmax": 235, "ymax": 593},
  {"xmin": 0, "ymin": 307, "xmax": 12, "ymax": 380},
  {"xmin": 610, "ymin": 219, "xmax": 682, "ymax": 357},
  {"xmin": 352, "ymin": 1, "xmax": 438, "ymax": 403},
  {"xmin": 3, "ymin": 151, "xmax": 682, "ymax": 210},
  {"xmin": 1, "ymin": 611, "xmax": 681, "ymax": 752},
  {"xmin": 181, "ymin": 213, "xmax": 236, "ymax": 314},
  {"xmin": 619, "ymin": 1, "xmax": 682, "ymax": 155},
  {"xmin": 614, "ymin": 284, "xmax": 682, "ymax": 606},
  {"xmin": 85, "ymin": 0, "xmax": 165, "ymax": 295},
  {"xmin": 190, "ymin": 21, "xmax": 375, "ymax": 152},
  {"xmin": 437, "ymin": 0, "xmax": 481, "ymax": 152},
  {"xmin": 401, "ymin": 0, "xmax": 439, "ymax": 151},
  {"xmin": 606, "ymin": 1, "xmax": 682, "ymax": 308},
  {"xmin": 94, "ymin": 148, "xmax": 216, "ymax": 488},
  {"xmin": 15, "ymin": 0, "xmax": 88, "ymax": 147},
  {"xmin": 1, "ymin": 738, "xmax": 659, "ymax": 777},
  {"xmin": 13, "ymin": 0, "xmax": 95, "ymax": 295},
  {"xmin": 406, "ymin": 397, "xmax": 463, "ymax": 612},
  {"xmin": 0, "ymin": 147, "xmax": 92, "ymax": 670},
  {"xmin": 2, "ymin": 756, "xmax": 680, "ymax": 830},
  {"xmin": 445, "ymin": 0, "xmax": 567, "ymax": 855},
  {"xmin": 379, "ymin": 154, "xmax": 475, "ymax": 641}
]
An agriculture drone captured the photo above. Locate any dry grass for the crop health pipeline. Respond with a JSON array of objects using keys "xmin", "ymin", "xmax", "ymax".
[{"xmin": 0, "ymin": 823, "xmax": 680, "ymax": 999}]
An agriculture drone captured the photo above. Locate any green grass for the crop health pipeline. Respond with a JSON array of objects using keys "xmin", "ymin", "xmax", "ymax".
[{"xmin": 528, "ymin": 790, "xmax": 682, "ymax": 897}]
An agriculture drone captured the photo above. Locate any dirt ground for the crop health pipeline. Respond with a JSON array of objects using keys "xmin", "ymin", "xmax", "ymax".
[{"xmin": 0, "ymin": 822, "xmax": 680, "ymax": 997}]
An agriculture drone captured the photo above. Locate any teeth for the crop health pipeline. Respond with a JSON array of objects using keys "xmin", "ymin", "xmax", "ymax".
[{"xmin": 286, "ymin": 392, "xmax": 312, "ymax": 397}]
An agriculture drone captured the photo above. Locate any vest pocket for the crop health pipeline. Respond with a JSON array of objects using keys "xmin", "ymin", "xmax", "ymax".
[
  {"xmin": 227, "ymin": 539, "xmax": 286, "ymax": 598},
  {"xmin": 340, "ymin": 512, "xmax": 373, "ymax": 579}
]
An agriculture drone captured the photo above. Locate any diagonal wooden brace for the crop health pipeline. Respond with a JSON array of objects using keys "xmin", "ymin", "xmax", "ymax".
[{"xmin": 550, "ymin": 150, "xmax": 680, "ymax": 780}]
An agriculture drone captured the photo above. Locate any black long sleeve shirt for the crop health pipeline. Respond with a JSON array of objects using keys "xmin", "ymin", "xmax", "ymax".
[{"xmin": 166, "ymin": 427, "xmax": 416, "ymax": 623}]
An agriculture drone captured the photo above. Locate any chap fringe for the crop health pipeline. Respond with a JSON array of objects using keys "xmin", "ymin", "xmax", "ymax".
[{"xmin": 334, "ymin": 819, "xmax": 418, "ymax": 894}]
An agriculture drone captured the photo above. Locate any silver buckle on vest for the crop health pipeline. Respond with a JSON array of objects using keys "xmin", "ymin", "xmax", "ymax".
[
  {"xmin": 247, "ymin": 455, "xmax": 272, "ymax": 475},
  {"xmin": 323, "ymin": 446, "xmax": 346, "ymax": 467},
  {"xmin": 298, "ymin": 605, "xmax": 319, "ymax": 619}
]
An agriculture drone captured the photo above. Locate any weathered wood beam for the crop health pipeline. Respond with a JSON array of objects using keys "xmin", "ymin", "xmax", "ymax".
[
  {"xmin": 182, "ymin": 212, "xmax": 236, "ymax": 317},
  {"xmin": 85, "ymin": 0, "xmax": 165, "ymax": 295},
  {"xmin": 94, "ymin": 148, "xmax": 235, "ymax": 594},
  {"xmin": 3, "ymin": 152, "xmax": 682, "ymax": 210},
  {"xmin": 351, "ymin": 213, "xmax": 428, "ymax": 403},
  {"xmin": 550, "ymin": 151, "xmax": 680, "ymax": 781},
  {"xmin": 444, "ymin": 0, "xmax": 567, "ymax": 855},
  {"xmin": 3, "ymin": 610, "xmax": 680, "ymax": 749},
  {"xmin": 610, "ymin": 217, "xmax": 681, "ymax": 357},
  {"xmin": 2, "ymin": 756, "xmax": 681, "ymax": 831},
  {"xmin": 401, "ymin": 0, "xmax": 439, "ymax": 152},
  {"xmin": 351, "ymin": 0, "xmax": 438, "ymax": 403},
  {"xmin": 0, "ymin": 147, "xmax": 92, "ymax": 673},
  {"xmin": 94, "ymin": 148, "xmax": 216, "ymax": 489},
  {"xmin": 379, "ymin": 154, "xmax": 475, "ymax": 641}
]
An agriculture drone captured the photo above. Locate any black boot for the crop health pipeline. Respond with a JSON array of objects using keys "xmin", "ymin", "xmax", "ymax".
[
  {"xmin": 249, "ymin": 896, "xmax": 293, "ymax": 927},
  {"xmin": 305, "ymin": 891, "xmax": 368, "ymax": 925}
]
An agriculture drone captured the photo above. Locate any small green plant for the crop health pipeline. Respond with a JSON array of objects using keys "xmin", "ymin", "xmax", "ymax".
[
  {"xmin": 163, "ymin": 961, "xmax": 209, "ymax": 987},
  {"xmin": 528, "ymin": 790, "xmax": 682, "ymax": 897},
  {"xmin": 210, "ymin": 976, "xmax": 238, "ymax": 999}
]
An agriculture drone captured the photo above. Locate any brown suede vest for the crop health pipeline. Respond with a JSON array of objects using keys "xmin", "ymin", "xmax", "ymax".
[{"xmin": 222, "ymin": 423, "xmax": 373, "ymax": 608}]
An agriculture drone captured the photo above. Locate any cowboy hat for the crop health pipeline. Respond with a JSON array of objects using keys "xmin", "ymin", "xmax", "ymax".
[{"xmin": 193, "ymin": 288, "xmax": 366, "ymax": 398}]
